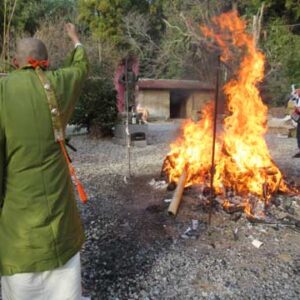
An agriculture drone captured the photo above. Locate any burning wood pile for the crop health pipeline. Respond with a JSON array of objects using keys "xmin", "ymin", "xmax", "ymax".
[{"xmin": 162, "ymin": 11, "xmax": 299, "ymax": 222}]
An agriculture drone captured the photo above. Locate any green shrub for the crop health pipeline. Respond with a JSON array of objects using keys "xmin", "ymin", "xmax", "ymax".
[
  {"xmin": 261, "ymin": 19, "xmax": 300, "ymax": 106},
  {"xmin": 71, "ymin": 77, "xmax": 117, "ymax": 136}
]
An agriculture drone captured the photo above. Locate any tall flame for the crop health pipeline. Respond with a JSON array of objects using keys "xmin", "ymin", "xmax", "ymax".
[{"xmin": 163, "ymin": 11, "xmax": 290, "ymax": 215}]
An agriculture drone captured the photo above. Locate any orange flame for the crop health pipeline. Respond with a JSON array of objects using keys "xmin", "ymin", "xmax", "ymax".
[{"xmin": 163, "ymin": 11, "xmax": 291, "ymax": 215}]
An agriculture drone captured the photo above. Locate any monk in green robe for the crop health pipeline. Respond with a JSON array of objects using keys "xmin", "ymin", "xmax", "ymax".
[{"xmin": 0, "ymin": 23, "xmax": 89, "ymax": 299}]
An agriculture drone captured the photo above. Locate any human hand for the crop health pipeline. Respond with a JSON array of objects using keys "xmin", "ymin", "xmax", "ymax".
[{"xmin": 65, "ymin": 23, "xmax": 80, "ymax": 45}]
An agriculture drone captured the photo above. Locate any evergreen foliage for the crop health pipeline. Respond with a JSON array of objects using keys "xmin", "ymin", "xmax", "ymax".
[
  {"xmin": 71, "ymin": 75, "xmax": 117, "ymax": 136},
  {"xmin": 78, "ymin": 0, "xmax": 150, "ymax": 46},
  {"xmin": 237, "ymin": 0, "xmax": 300, "ymax": 104}
]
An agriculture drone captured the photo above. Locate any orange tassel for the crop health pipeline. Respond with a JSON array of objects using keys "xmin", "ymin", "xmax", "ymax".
[
  {"xmin": 77, "ymin": 181, "xmax": 88, "ymax": 204},
  {"xmin": 59, "ymin": 140, "xmax": 88, "ymax": 204}
]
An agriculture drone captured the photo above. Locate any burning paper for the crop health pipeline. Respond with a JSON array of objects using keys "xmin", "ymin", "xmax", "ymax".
[{"xmin": 163, "ymin": 11, "xmax": 295, "ymax": 218}]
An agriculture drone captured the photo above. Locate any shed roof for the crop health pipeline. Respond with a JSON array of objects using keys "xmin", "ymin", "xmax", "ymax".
[{"xmin": 138, "ymin": 79, "xmax": 214, "ymax": 91}]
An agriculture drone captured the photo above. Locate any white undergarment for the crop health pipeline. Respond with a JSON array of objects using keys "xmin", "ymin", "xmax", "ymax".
[{"xmin": 1, "ymin": 252, "xmax": 82, "ymax": 300}]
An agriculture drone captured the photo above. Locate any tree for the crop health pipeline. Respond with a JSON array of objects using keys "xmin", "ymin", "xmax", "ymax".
[
  {"xmin": 41, "ymin": 0, "xmax": 77, "ymax": 19},
  {"xmin": 0, "ymin": 0, "xmax": 78, "ymax": 71},
  {"xmin": 262, "ymin": 18, "xmax": 300, "ymax": 105},
  {"xmin": 148, "ymin": 0, "xmax": 223, "ymax": 81},
  {"xmin": 0, "ymin": 0, "xmax": 18, "ymax": 67},
  {"xmin": 71, "ymin": 76, "xmax": 117, "ymax": 136},
  {"xmin": 78, "ymin": 0, "xmax": 150, "ymax": 46},
  {"xmin": 235, "ymin": 0, "xmax": 300, "ymax": 104}
]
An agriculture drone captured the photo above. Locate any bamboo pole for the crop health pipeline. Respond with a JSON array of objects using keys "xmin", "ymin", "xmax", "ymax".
[
  {"xmin": 6, "ymin": 0, "xmax": 18, "ymax": 62},
  {"xmin": 1, "ymin": 0, "xmax": 8, "ymax": 63},
  {"xmin": 168, "ymin": 168, "xmax": 188, "ymax": 216},
  {"xmin": 1, "ymin": 0, "xmax": 17, "ymax": 62},
  {"xmin": 253, "ymin": 3, "xmax": 265, "ymax": 46}
]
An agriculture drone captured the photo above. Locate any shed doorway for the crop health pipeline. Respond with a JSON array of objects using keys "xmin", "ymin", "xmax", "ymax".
[{"xmin": 170, "ymin": 90, "xmax": 191, "ymax": 119}]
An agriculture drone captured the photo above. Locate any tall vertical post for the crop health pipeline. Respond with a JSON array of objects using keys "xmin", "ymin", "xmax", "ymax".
[
  {"xmin": 209, "ymin": 55, "xmax": 221, "ymax": 226},
  {"xmin": 125, "ymin": 57, "xmax": 131, "ymax": 178}
]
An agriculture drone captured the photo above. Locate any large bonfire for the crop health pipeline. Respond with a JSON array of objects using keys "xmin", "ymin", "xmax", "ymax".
[{"xmin": 163, "ymin": 11, "xmax": 292, "ymax": 217}]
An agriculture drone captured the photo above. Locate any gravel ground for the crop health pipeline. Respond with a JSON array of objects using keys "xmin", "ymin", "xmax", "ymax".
[
  {"xmin": 70, "ymin": 124, "xmax": 300, "ymax": 300},
  {"xmin": 1, "ymin": 123, "xmax": 300, "ymax": 300}
]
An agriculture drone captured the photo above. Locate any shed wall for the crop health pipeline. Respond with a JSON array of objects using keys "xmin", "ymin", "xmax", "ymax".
[
  {"xmin": 136, "ymin": 89, "xmax": 214, "ymax": 120},
  {"xmin": 136, "ymin": 90, "xmax": 170, "ymax": 119}
]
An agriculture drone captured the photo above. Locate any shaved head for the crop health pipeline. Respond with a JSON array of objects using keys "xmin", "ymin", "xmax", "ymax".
[{"xmin": 15, "ymin": 38, "xmax": 48, "ymax": 68}]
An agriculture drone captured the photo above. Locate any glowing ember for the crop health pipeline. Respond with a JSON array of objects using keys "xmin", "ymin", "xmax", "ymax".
[{"xmin": 163, "ymin": 11, "xmax": 294, "ymax": 217}]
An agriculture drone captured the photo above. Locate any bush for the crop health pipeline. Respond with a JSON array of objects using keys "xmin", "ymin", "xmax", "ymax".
[
  {"xmin": 71, "ymin": 77, "xmax": 117, "ymax": 136},
  {"xmin": 261, "ymin": 19, "xmax": 300, "ymax": 106}
]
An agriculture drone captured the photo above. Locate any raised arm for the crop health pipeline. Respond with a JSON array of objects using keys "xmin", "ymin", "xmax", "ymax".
[
  {"xmin": 48, "ymin": 23, "xmax": 89, "ymax": 127},
  {"xmin": 65, "ymin": 23, "xmax": 80, "ymax": 46}
]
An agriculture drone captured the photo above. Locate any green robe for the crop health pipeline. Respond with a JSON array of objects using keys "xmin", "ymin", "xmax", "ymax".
[{"xmin": 0, "ymin": 46, "xmax": 89, "ymax": 276}]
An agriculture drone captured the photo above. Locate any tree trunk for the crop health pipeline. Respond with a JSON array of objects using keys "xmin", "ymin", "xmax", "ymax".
[{"xmin": 253, "ymin": 3, "xmax": 265, "ymax": 46}]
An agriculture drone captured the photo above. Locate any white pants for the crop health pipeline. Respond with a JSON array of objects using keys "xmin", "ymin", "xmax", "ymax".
[{"xmin": 1, "ymin": 253, "xmax": 82, "ymax": 300}]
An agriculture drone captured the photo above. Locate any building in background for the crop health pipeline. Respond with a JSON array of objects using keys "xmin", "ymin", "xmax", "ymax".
[{"xmin": 136, "ymin": 79, "xmax": 216, "ymax": 120}]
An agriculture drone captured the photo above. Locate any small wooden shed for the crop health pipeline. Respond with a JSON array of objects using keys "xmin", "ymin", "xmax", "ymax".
[{"xmin": 136, "ymin": 79, "xmax": 215, "ymax": 120}]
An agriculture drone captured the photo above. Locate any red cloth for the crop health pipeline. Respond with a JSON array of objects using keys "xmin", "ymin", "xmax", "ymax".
[{"xmin": 27, "ymin": 57, "xmax": 49, "ymax": 69}]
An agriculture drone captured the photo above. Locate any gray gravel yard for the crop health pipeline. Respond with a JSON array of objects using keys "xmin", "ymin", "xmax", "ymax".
[
  {"xmin": 71, "ymin": 124, "xmax": 300, "ymax": 300},
  {"xmin": 1, "ymin": 123, "xmax": 299, "ymax": 300}
]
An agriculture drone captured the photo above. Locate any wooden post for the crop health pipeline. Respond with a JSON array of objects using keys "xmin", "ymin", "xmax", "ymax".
[
  {"xmin": 208, "ymin": 54, "xmax": 221, "ymax": 225},
  {"xmin": 168, "ymin": 169, "xmax": 188, "ymax": 216}
]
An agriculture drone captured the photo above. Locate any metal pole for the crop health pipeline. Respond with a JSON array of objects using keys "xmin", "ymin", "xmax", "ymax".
[
  {"xmin": 209, "ymin": 55, "xmax": 221, "ymax": 226},
  {"xmin": 125, "ymin": 57, "xmax": 131, "ymax": 178}
]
